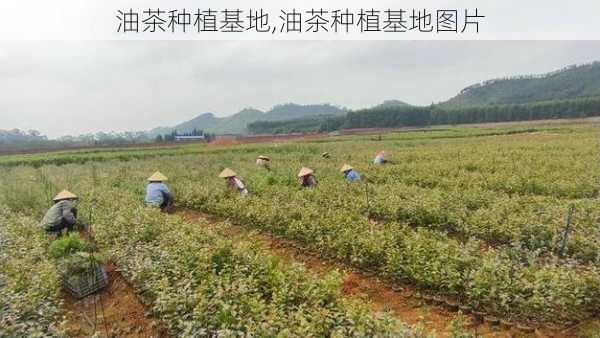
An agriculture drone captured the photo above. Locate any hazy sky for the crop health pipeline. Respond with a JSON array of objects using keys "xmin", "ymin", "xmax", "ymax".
[{"xmin": 1, "ymin": 41, "xmax": 600, "ymax": 137}]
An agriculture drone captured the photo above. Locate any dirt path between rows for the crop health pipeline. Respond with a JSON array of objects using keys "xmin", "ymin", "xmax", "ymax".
[
  {"xmin": 61, "ymin": 262, "xmax": 168, "ymax": 338},
  {"xmin": 177, "ymin": 208, "xmax": 564, "ymax": 338}
]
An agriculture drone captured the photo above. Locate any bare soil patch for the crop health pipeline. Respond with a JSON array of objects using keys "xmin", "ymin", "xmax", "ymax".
[{"xmin": 61, "ymin": 262, "xmax": 168, "ymax": 338}]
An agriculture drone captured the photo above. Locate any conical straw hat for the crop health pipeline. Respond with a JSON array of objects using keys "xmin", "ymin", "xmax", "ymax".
[
  {"xmin": 219, "ymin": 168, "xmax": 237, "ymax": 178},
  {"xmin": 258, "ymin": 155, "xmax": 270, "ymax": 161},
  {"xmin": 147, "ymin": 171, "xmax": 168, "ymax": 181},
  {"xmin": 53, "ymin": 190, "xmax": 78, "ymax": 201},
  {"xmin": 340, "ymin": 164, "xmax": 353, "ymax": 172},
  {"xmin": 298, "ymin": 167, "xmax": 314, "ymax": 177}
]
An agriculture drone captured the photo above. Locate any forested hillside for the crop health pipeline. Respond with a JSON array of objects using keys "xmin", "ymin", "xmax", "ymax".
[
  {"xmin": 439, "ymin": 62, "xmax": 600, "ymax": 109},
  {"xmin": 249, "ymin": 62, "xmax": 600, "ymax": 134}
]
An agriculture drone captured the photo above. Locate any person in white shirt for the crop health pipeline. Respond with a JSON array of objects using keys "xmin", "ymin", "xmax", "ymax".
[
  {"xmin": 256, "ymin": 155, "xmax": 271, "ymax": 170},
  {"xmin": 374, "ymin": 150, "xmax": 387, "ymax": 165},
  {"xmin": 219, "ymin": 168, "xmax": 249, "ymax": 197}
]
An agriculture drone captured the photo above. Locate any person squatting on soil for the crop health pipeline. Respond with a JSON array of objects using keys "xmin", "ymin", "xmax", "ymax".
[
  {"xmin": 373, "ymin": 150, "xmax": 387, "ymax": 165},
  {"xmin": 145, "ymin": 171, "xmax": 174, "ymax": 211},
  {"xmin": 298, "ymin": 167, "xmax": 318, "ymax": 188},
  {"xmin": 340, "ymin": 164, "xmax": 361, "ymax": 182},
  {"xmin": 256, "ymin": 155, "xmax": 271, "ymax": 170},
  {"xmin": 219, "ymin": 168, "xmax": 249, "ymax": 197},
  {"xmin": 40, "ymin": 190, "xmax": 78, "ymax": 236}
]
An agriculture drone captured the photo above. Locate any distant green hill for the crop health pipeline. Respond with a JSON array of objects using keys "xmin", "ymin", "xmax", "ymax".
[
  {"xmin": 439, "ymin": 61, "xmax": 600, "ymax": 109},
  {"xmin": 151, "ymin": 103, "xmax": 345, "ymax": 135},
  {"xmin": 374, "ymin": 100, "xmax": 413, "ymax": 108},
  {"xmin": 173, "ymin": 108, "xmax": 264, "ymax": 135}
]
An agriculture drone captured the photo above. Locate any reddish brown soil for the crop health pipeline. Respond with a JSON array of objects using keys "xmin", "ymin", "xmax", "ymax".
[
  {"xmin": 210, "ymin": 133, "xmax": 329, "ymax": 147},
  {"xmin": 178, "ymin": 209, "xmax": 583, "ymax": 337},
  {"xmin": 61, "ymin": 262, "xmax": 168, "ymax": 338}
]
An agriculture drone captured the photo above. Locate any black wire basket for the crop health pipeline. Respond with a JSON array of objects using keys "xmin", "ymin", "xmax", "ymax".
[{"xmin": 61, "ymin": 262, "xmax": 108, "ymax": 299}]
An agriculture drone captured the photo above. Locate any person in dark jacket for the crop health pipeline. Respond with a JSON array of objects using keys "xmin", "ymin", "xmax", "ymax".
[
  {"xmin": 40, "ymin": 190, "xmax": 78, "ymax": 235},
  {"xmin": 298, "ymin": 167, "xmax": 318, "ymax": 188}
]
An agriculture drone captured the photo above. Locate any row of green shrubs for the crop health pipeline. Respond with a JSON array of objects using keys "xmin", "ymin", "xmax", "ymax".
[{"xmin": 91, "ymin": 197, "xmax": 420, "ymax": 337}]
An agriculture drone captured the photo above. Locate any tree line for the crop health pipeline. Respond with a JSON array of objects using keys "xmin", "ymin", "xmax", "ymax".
[{"xmin": 247, "ymin": 96, "xmax": 600, "ymax": 134}]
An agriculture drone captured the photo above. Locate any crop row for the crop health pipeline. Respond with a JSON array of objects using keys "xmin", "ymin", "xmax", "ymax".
[
  {"xmin": 175, "ymin": 181, "xmax": 600, "ymax": 324},
  {"xmin": 88, "ymin": 191, "xmax": 417, "ymax": 337},
  {"xmin": 0, "ymin": 208, "xmax": 65, "ymax": 337}
]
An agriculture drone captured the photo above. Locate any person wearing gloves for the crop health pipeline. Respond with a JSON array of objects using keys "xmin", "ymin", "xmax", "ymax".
[
  {"xmin": 40, "ymin": 190, "xmax": 79, "ymax": 235},
  {"xmin": 298, "ymin": 167, "xmax": 318, "ymax": 188},
  {"xmin": 340, "ymin": 164, "xmax": 361, "ymax": 182},
  {"xmin": 145, "ymin": 171, "xmax": 174, "ymax": 211},
  {"xmin": 219, "ymin": 168, "xmax": 249, "ymax": 197}
]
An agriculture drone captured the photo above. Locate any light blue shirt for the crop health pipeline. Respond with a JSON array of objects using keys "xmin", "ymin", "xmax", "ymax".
[
  {"xmin": 374, "ymin": 155, "xmax": 385, "ymax": 165},
  {"xmin": 145, "ymin": 182, "xmax": 170, "ymax": 205},
  {"xmin": 344, "ymin": 169, "xmax": 361, "ymax": 182}
]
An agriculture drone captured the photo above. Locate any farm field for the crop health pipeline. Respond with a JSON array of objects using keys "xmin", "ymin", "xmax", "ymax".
[{"xmin": 1, "ymin": 122, "xmax": 599, "ymax": 337}]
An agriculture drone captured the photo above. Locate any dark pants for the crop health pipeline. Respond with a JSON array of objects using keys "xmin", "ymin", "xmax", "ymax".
[
  {"xmin": 46, "ymin": 219, "xmax": 74, "ymax": 234},
  {"xmin": 160, "ymin": 194, "xmax": 174, "ymax": 212}
]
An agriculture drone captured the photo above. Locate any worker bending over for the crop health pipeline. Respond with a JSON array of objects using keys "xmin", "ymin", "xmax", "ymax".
[
  {"xmin": 340, "ymin": 164, "xmax": 361, "ymax": 182},
  {"xmin": 298, "ymin": 167, "xmax": 318, "ymax": 188},
  {"xmin": 374, "ymin": 151, "xmax": 387, "ymax": 165},
  {"xmin": 219, "ymin": 168, "xmax": 249, "ymax": 196},
  {"xmin": 40, "ymin": 190, "xmax": 78, "ymax": 236},
  {"xmin": 256, "ymin": 155, "xmax": 271, "ymax": 170},
  {"xmin": 145, "ymin": 171, "xmax": 174, "ymax": 211}
]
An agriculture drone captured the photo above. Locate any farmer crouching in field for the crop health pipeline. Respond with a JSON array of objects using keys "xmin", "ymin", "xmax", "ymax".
[
  {"xmin": 145, "ymin": 171, "xmax": 174, "ymax": 212},
  {"xmin": 219, "ymin": 168, "xmax": 249, "ymax": 197},
  {"xmin": 298, "ymin": 167, "xmax": 318, "ymax": 188},
  {"xmin": 40, "ymin": 190, "xmax": 78, "ymax": 236},
  {"xmin": 256, "ymin": 155, "xmax": 271, "ymax": 170},
  {"xmin": 340, "ymin": 164, "xmax": 361, "ymax": 182},
  {"xmin": 373, "ymin": 151, "xmax": 387, "ymax": 165}
]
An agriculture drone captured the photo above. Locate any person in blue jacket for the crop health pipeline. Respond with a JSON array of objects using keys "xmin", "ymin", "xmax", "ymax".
[
  {"xmin": 145, "ymin": 171, "xmax": 174, "ymax": 211},
  {"xmin": 340, "ymin": 164, "xmax": 361, "ymax": 182}
]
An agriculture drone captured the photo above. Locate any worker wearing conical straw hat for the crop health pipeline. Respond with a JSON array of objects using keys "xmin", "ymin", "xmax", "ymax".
[
  {"xmin": 145, "ymin": 171, "xmax": 174, "ymax": 212},
  {"xmin": 298, "ymin": 167, "xmax": 317, "ymax": 188},
  {"xmin": 340, "ymin": 164, "xmax": 361, "ymax": 182},
  {"xmin": 373, "ymin": 150, "xmax": 387, "ymax": 165},
  {"xmin": 40, "ymin": 190, "xmax": 79, "ymax": 236},
  {"xmin": 256, "ymin": 155, "xmax": 271, "ymax": 170},
  {"xmin": 219, "ymin": 168, "xmax": 249, "ymax": 197}
]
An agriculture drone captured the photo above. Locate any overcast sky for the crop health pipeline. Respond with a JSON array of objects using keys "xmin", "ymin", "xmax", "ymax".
[{"xmin": 1, "ymin": 41, "xmax": 600, "ymax": 137}]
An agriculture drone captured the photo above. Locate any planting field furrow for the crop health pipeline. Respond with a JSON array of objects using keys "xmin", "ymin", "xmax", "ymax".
[{"xmin": 1, "ymin": 122, "xmax": 599, "ymax": 336}]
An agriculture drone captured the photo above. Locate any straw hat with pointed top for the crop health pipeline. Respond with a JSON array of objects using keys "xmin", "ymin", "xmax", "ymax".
[
  {"xmin": 298, "ymin": 167, "xmax": 314, "ymax": 177},
  {"xmin": 53, "ymin": 190, "xmax": 78, "ymax": 201},
  {"xmin": 258, "ymin": 155, "xmax": 270, "ymax": 161},
  {"xmin": 219, "ymin": 168, "xmax": 237, "ymax": 178},
  {"xmin": 148, "ymin": 171, "xmax": 168, "ymax": 182},
  {"xmin": 340, "ymin": 164, "xmax": 353, "ymax": 173}
]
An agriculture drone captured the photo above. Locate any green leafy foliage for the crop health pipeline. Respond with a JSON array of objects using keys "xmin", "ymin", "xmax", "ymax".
[
  {"xmin": 0, "ymin": 209, "xmax": 66, "ymax": 337},
  {"xmin": 48, "ymin": 233, "xmax": 91, "ymax": 259}
]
